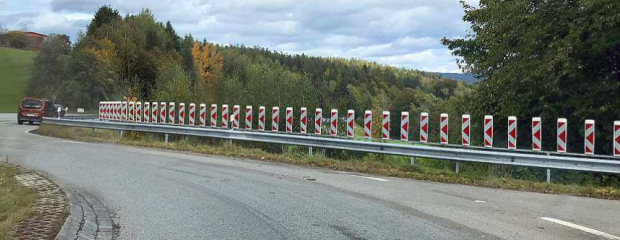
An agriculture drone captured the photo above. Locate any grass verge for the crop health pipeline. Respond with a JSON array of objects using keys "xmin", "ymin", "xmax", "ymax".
[
  {"xmin": 0, "ymin": 163, "xmax": 38, "ymax": 240},
  {"xmin": 35, "ymin": 124, "xmax": 620, "ymax": 200},
  {"xmin": 0, "ymin": 47, "xmax": 37, "ymax": 113}
]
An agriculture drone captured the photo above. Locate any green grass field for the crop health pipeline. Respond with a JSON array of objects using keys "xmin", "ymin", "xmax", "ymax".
[{"xmin": 0, "ymin": 47, "xmax": 37, "ymax": 113}]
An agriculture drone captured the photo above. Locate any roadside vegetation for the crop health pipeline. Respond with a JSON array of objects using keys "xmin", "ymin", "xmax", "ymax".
[
  {"xmin": 35, "ymin": 124, "xmax": 620, "ymax": 200},
  {"xmin": 0, "ymin": 47, "xmax": 36, "ymax": 113},
  {"xmin": 0, "ymin": 163, "xmax": 38, "ymax": 239}
]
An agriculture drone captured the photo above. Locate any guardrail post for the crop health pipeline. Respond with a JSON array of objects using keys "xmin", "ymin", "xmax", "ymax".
[
  {"xmin": 309, "ymin": 146, "xmax": 313, "ymax": 155},
  {"xmin": 91, "ymin": 128, "xmax": 94, "ymax": 139},
  {"xmin": 119, "ymin": 130, "xmax": 123, "ymax": 139},
  {"xmin": 546, "ymin": 169, "xmax": 551, "ymax": 183},
  {"xmin": 455, "ymin": 162, "xmax": 460, "ymax": 174},
  {"xmin": 410, "ymin": 157, "xmax": 415, "ymax": 165}
]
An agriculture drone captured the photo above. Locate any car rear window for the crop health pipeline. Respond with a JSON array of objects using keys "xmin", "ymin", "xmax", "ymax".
[{"xmin": 22, "ymin": 99, "xmax": 43, "ymax": 109}]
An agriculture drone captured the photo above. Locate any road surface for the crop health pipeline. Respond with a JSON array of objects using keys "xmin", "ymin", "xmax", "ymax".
[{"xmin": 1, "ymin": 113, "xmax": 619, "ymax": 239}]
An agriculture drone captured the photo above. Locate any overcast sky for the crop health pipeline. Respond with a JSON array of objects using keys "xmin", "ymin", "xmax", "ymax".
[{"xmin": 0, "ymin": 0, "xmax": 478, "ymax": 73}]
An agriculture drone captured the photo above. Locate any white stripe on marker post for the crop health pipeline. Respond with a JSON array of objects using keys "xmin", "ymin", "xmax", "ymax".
[
  {"xmin": 221, "ymin": 104, "xmax": 229, "ymax": 128},
  {"xmin": 557, "ymin": 118, "xmax": 567, "ymax": 152},
  {"xmin": 347, "ymin": 110, "xmax": 355, "ymax": 138},
  {"xmin": 614, "ymin": 121, "xmax": 620, "ymax": 157},
  {"xmin": 189, "ymin": 103, "xmax": 195, "ymax": 126},
  {"xmin": 401, "ymin": 112, "xmax": 409, "ymax": 141},
  {"xmin": 199, "ymin": 104, "xmax": 206, "ymax": 126},
  {"xmin": 584, "ymin": 119, "xmax": 595, "ymax": 155},
  {"xmin": 532, "ymin": 117, "xmax": 541, "ymax": 151},
  {"xmin": 286, "ymin": 107, "xmax": 293, "ymax": 133},
  {"xmin": 508, "ymin": 116, "xmax": 517, "ymax": 149},
  {"xmin": 440, "ymin": 113, "xmax": 448, "ymax": 144},
  {"xmin": 315, "ymin": 108, "xmax": 322, "ymax": 135},
  {"xmin": 462, "ymin": 114, "xmax": 470, "ymax": 146},
  {"xmin": 382, "ymin": 111, "xmax": 390, "ymax": 140},
  {"xmin": 420, "ymin": 112, "xmax": 428, "ymax": 142},
  {"xmin": 258, "ymin": 106, "xmax": 265, "ymax": 131},
  {"xmin": 210, "ymin": 104, "xmax": 217, "ymax": 127},
  {"xmin": 364, "ymin": 110, "xmax": 372, "ymax": 138},
  {"xmin": 300, "ymin": 107, "xmax": 307, "ymax": 133},
  {"xmin": 245, "ymin": 106, "xmax": 253, "ymax": 130},
  {"xmin": 484, "ymin": 115, "xmax": 493, "ymax": 147},
  {"xmin": 179, "ymin": 103, "xmax": 185, "ymax": 125},
  {"xmin": 331, "ymin": 109, "xmax": 338, "ymax": 136},
  {"xmin": 232, "ymin": 105, "xmax": 240, "ymax": 129},
  {"xmin": 168, "ymin": 102, "xmax": 175, "ymax": 125},
  {"xmin": 272, "ymin": 107, "xmax": 279, "ymax": 132}
]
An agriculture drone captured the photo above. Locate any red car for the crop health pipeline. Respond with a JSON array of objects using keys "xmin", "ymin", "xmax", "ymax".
[{"xmin": 17, "ymin": 97, "xmax": 57, "ymax": 125}]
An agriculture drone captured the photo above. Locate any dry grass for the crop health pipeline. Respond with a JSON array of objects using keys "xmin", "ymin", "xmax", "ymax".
[
  {"xmin": 0, "ymin": 163, "xmax": 38, "ymax": 240},
  {"xmin": 35, "ymin": 124, "xmax": 620, "ymax": 200}
]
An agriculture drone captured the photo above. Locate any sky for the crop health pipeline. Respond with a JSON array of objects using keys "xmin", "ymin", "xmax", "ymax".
[{"xmin": 0, "ymin": 0, "xmax": 479, "ymax": 73}]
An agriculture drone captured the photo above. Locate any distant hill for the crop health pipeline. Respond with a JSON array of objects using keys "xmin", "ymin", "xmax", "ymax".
[
  {"xmin": 0, "ymin": 47, "xmax": 37, "ymax": 112},
  {"xmin": 434, "ymin": 72, "xmax": 478, "ymax": 84}
]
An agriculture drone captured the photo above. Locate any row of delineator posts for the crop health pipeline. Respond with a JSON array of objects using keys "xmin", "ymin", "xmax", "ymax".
[{"xmin": 98, "ymin": 101, "xmax": 620, "ymax": 157}]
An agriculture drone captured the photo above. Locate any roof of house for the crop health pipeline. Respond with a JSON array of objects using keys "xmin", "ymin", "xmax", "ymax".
[{"xmin": 24, "ymin": 32, "xmax": 47, "ymax": 38}]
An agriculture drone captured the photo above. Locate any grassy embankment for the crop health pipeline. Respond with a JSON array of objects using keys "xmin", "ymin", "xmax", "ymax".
[
  {"xmin": 35, "ymin": 124, "xmax": 620, "ymax": 200},
  {"xmin": 0, "ymin": 47, "xmax": 37, "ymax": 113},
  {"xmin": 0, "ymin": 163, "xmax": 38, "ymax": 239}
]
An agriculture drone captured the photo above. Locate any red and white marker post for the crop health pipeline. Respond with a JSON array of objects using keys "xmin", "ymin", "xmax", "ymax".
[
  {"xmin": 286, "ymin": 107, "xmax": 293, "ymax": 133},
  {"xmin": 584, "ymin": 120, "xmax": 595, "ymax": 154},
  {"xmin": 221, "ymin": 104, "xmax": 229, "ymax": 128},
  {"xmin": 300, "ymin": 107, "xmax": 307, "ymax": 134},
  {"xmin": 129, "ymin": 102, "xmax": 135, "ymax": 122},
  {"xmin": 179, "ymin": 103, "xmax": 185, "ymax": 125},
  {"xmin": 232, "ymin": 105, "xmax": 240, "ymax": 129},
  {"xmin": 532, "ymin": 117, "xmax": 542, "ymax": 151},
  {"xmin": 189, "ymin": 103, "xmax": 195, "ymax": 126},
  {"xmin": 347, "ymin": 110, "xmax": 354, "ymax": 138},
  {"xmin": 440, "ymin": 113, "xmax": 448, "ymax": 144},
  {"xmin": 382, "ymin": 111, "xmax": 390, "ymax": 140},
  {"xmin": 258, "ymin": 106, "xmax": 265, "ymax": 131},
  {"xmin": 151, "ymin": 102, "xmax": 158, "ymax": 123},
  {"xmin": 245, "ymin": 106, "xmax": 253, "ymax": 130},
  {"xmin": 136, "ymin": 102, "xmax": 142, "ymax": 123},
  {"xmin": 401, "ymin": 112, "xmax": 409, "ymax": 141},
  {"xmin": 420, "ymin": 112, "xmax": 428, "ymax": 142},
  {"xmin": 272, "ymin": 107, "xmax": 279, "ymax": 132},
  {"xmin": 484, "ymin": 115, "xmax": 493, "ymax": 147},
  {"xmin": 364, "ymin": 111, "xmax": 372, "ymax": 138},
  {"xmin": 557, "ymin": 118, "xmax": 567, "ymax": 152},
  {"xmin": 315, "ymin": 108, "xmax": 322, "ymax": 135},
  {"xmin": 122, "ymin": 101, "xmax": 128, "ymax": 122},
  {"xmin": 614, "ymin": 121, "xmax": 620, "ymax": 157},
  {"xmin": 199, "ymin": 104, "xmax": 206, "ymax": 126},
  {"xmin": 461, "ymin": 114, "xmax": 470, "ymax": 146},
  {"xmin": 508, "ymin": 116, "xmax": 517, "ymax": 149},
  {"xmin": 99, "ymin": 103, "xmax": 103, "ymax": 120},
  {"xmin": 144, "ymin": 102, "xmax": 150, "ymax": 123},
  {"xmin": 118, "ymin": 102, "xmax": 123, "ymax": 121},
  {"xmin": 168, "ymin": 102, "xmax": 176, "ymax": 125},
  {"xmin": 210, "ymin": 104, "xmax": 217, "ymax": 127},
  {"xmin": 330, "ymin": 109, "xmax": 338, "ymax": 136},
  {"xmin": 160, "ymin": 102, "xmax": 166, "ymax": 124}
]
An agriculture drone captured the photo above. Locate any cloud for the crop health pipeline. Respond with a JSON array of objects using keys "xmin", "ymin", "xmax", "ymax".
[{"xmin": 0, "ymin": 0, "xmax": 472, "ymax": 72}]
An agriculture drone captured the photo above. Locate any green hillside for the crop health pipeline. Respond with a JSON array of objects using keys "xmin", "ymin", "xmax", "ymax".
[{"xmin": 0, "ymin": 47, "xmax": 37, "ymax": 112}]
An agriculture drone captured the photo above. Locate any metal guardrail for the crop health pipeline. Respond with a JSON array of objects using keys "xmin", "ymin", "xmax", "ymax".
[
  {"xmin": 42, "ymin": 117, "xmax": 620, "ymax": 174},
  {"xmin": 61, "ymin": 114, "xmax": 99, "ymax": 120}
]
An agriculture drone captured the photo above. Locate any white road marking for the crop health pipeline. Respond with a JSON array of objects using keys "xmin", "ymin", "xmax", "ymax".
[
  {"xmin": 0, "ymin": 137, "xmax": 16, "ymax": 140},
  {"xmin": 539, "ymin": 217, "xmax": 620, "ymax": 240},
  {"xmin": 474, "ymin": 200, "xmax": 485, "ymax": 203},
  {"xmin": 25, "ymin": 129, "xmax": 43, "ymax": 137},
  {"xmin": 61, "ymin": 141, "xmax": 85, "ymax": 144},
  {"xmin": 349, "ymin": 175, "xmax": 389, "ymax": 182}
]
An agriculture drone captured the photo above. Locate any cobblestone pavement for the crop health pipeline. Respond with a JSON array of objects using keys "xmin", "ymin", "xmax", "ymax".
[
  {"xmin": 54, "ymin": 187, "xmax": 119, "ymax": 240},
  {"xmin": 14, "ymin": 172, "xmax": 69, "ymax": 239}
]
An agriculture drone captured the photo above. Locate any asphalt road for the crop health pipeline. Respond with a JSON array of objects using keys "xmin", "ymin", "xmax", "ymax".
[{"xmin": 1, "ymin": 113, "xmax": 619, "ymax": 239}]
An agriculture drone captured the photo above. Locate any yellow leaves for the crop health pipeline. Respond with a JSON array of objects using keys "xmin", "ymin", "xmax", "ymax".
[
  {"xmin": 191, "ymin": 41, "xmax": 223, "ymax": 86},
  {"xmin": 83, "ymin": 38, "xmax": 117, "ymax": 69}
]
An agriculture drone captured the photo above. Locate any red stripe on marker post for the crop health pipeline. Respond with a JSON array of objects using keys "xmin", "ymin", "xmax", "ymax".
[
  {"xmin": 532, "ymin": 117, "xmax": 541, "ymax": 151},
  {"xmin": 168, "ymin": 102, "xmax": 175, "ymax": 125},
  {"xmin": 484, "ymin": 115, "xmax": 493, "ymax": 147},
  {"xmin": 258, "ymin": 106, "xmax": 265, "ymax": 131},
  {"xmin": 246, "ymin": 106, "xmax": 253, "ymax": 130},
  {"xmin": 210, "ymin": 104, "xmax": 217, "ymax": 127},
  {"xmin": 331, "ymin": 109, "xmax": 338, "ymax": 136},
  {"xmin": 584, "ymin": 119, "xmax": 595, "ymax": 154},
  {"xmin": 179, "ymin": 103, "xmax": 185, "ymax": 125},
  {"xmin": 364, "ymin": 110, "xmax": 372, "ymax": 138},
  {"xmin": 461, "ymin": 114, "xmax": 470, "ymax": 146},
  {"xmin": 300, "ymin": 107, "xmax": 307, "ymax": 134},
  {"xmin": 557, "ymin": 118, "xmax": 567, "ymax": 152},
  {"xmin": 272, "ymin": 107, "xmax": 279, "ymax": 132},
  {"xmin": 440, "ymin": 113, "xmax": 448, "ymax": 144},
  {"xmin": 221, "ymin": 104, "xmax": 229, "ymax": 128},
  {"xmin": 420, "ymin": 112, "xmax": 428, "ymax": 142},
  {"xmin": 189, "ymin": 103, "xmax": 195, "ymax": 126},
  {"xmin": 508, "ymin": 116, "xmax": 517, "ymax": 149},
  {"xmin": 199, "ymin": 104, "xmax": 206, "ymax": 126},
  {"xmin": 382, "ymin": 111, "xmax": 390, "ymax": 140},
  {"xmin": 315, "ymin": 108, "xmax": 322, "ymax": 135},
  {"xmin": 347, "ymin": 110, "xmax": 354, "ymax": 138},
  {"xmin": 232, "ymin": 105, "xmax": 240, "ymax": 129},
  {"xmin": 401, "ymin": 112, "xmax": 409, "ymax": 141},
  {"xmin": 286, "ymin": 107, "xmax": 293, "ymax": 133}
]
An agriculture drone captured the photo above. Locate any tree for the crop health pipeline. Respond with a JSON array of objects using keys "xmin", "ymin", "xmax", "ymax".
[
  {"xmin": 191, "ymin": 41, "xmax": 223, "ymax": 101},
  {"xmin": 443, "ymin": 0, "xmax": 620, "ymax": 154},
  {"xmin": 151, "ymin": 61, "xmax": 194, "ymax": 103},
  {"xmin": 87, "ymin": 5, "xmax": 120, "ymax": 35},
  {"xmin": 26, "ymin": 34, "xmax": 71, "ymax": 98}
]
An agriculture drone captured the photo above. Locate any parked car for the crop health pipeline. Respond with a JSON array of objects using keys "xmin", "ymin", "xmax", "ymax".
[
  {"xmin": 17, "ymin": 97, "xmax": 56, "ymax": 125},
  {"xmin": 54, "ymin": 104, "xmax": 66, "ymax": 117}
]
